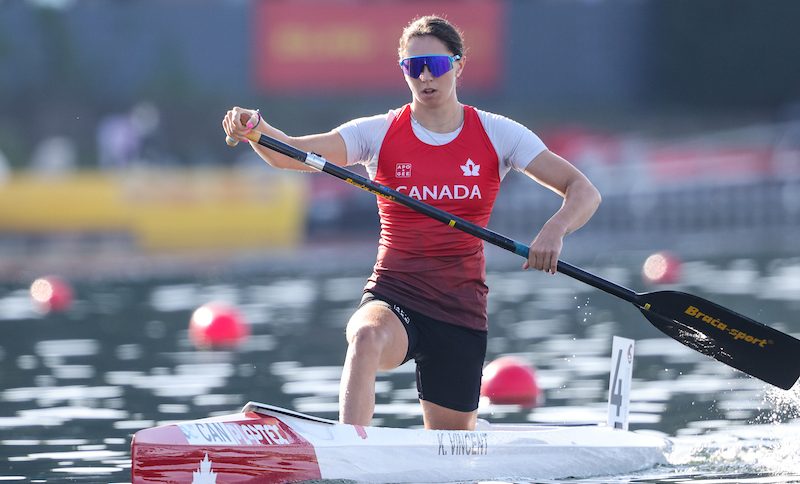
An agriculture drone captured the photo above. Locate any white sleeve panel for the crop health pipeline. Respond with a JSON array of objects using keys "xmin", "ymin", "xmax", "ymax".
[
  {"xmin": 333, "ymin": 109, "xmax": 399, "ymax": 179},
  {"xmin": 476, "ymin": 109, "xmax": 548, "ymax": 180}
]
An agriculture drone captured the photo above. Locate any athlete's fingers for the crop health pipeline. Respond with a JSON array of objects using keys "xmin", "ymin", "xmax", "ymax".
[
  {"xmin": 542, "ymin": 252, "xmax": 552, "ymax": 274},
  {"xmin": 224, "ymin": 116, "xmax": 243, "ymax": 140},
  {"xmin": 222, "ymin": 116, "xmax": 234, "ymax": 137},
  {"xmin": 225, "ymin": 108, "xmax": 241, "ymax": 131},
  {"xmin": 237, "ymin": 108, "xmax": 253, "ymax": 127},
  {"xmin": 542, "ymin": 251, "xmax": 550, "ymax": 272},
  {"xmin": 224, "ymin": 108, "xmax": 254, "ymax": 141},
  {"xmin": 231, "ymin": 107, "xmax": 257, "ymax": 129},
  {"xmin": 547, "ymin": 252, "xmax": 557, "ymax": 274}
]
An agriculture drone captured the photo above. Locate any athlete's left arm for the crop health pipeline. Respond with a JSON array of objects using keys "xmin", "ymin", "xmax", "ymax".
[{"xmin": 521, "ymin": 150, "xmax": 602, "ymax": 274}]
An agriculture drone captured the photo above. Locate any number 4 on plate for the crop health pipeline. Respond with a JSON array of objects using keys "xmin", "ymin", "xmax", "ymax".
[{"xmin": 607, "ymin": 336, "xmax": 634, "ymax": 431}]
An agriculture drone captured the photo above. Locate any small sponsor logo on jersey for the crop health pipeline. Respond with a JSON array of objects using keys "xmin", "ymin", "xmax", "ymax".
[
  {"xmin": 460, "ymin": 158, "xmax": 480, "ymax": 177},
  {"xmin": 396, "ymin": 163, "xmax": 412, "ymax": 178},
  {"xmin": 393, "ymin": 305, "xmax": 411, "ymax": 325}
]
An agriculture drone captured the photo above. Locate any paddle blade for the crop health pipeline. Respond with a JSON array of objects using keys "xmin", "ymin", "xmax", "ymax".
[{"xmin": 637, "ymin": 291, "xmax": 800, "ymax": 390}]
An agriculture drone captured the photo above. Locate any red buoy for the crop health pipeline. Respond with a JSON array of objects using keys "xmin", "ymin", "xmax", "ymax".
[
  {"xmin": 189, "ymin": 302, "xmax": 249, "ymax": 349},
  {"xmin": 480, "ymin": 356, "xmax": 540, "ymax": 408},
  {"xmin": 30, "ymin": 275, "xmax": 73, "ymax": 313},
  {"xmin": 642, "ymin": 251, "xmax": 682, "ymax": 285}
]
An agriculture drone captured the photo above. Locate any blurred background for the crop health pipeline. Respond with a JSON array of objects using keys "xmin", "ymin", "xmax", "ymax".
[
  {"xmin": 2, "ymin": 1, "xmax": 800, "ymax": 481},
  {"xmin": 1, "ymin": 0, "xmax": 799, "ymax": 280}
]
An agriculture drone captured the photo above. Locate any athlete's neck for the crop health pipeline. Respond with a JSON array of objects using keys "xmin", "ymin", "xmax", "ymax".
[{"xmin": 409, "ymin": 101, "xmax": 464, "ymax": 134}]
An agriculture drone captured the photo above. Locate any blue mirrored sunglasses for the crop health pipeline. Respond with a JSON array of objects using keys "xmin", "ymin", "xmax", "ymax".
[{"xmin": 399, "ymin": 54, "xmax": 461, "ymax": 79}]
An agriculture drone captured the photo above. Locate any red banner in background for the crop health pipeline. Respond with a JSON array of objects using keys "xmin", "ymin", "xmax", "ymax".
[{"xmin": 253, "ymin": 0, "xmax": 505, "ymax": 93}]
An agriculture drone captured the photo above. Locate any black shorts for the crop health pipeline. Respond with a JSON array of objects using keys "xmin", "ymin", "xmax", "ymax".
[{"xmin": 359, "ymin": 291, "xmax": 488, "ymax": 412}]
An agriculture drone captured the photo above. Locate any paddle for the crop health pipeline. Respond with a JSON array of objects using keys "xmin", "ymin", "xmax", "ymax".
[{"xmin": 228, "ymin": 130, "xmax": 800, "ymax": 390}]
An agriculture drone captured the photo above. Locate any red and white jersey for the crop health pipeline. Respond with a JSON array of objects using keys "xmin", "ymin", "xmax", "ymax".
[{"xmin": 335, "ymin": 104, "xmax": 546, "ymax": 330}]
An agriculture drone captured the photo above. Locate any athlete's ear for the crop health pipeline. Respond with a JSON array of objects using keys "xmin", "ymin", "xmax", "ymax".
[{"xmin": 456, "ymin": 56, "xmax": 465, "ymax": 77}]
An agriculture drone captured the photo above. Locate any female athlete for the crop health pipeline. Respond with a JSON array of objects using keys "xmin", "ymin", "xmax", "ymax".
[{"xmin": 222, "ymin": 15, "xmax": 601, "ymax": 431}]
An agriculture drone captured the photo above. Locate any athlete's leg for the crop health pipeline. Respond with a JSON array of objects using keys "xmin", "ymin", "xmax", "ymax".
[
  {"xmin": 420, "ymin": 400, "xmax": 478, "ymax": 430},
  {"xmin": 339, "ymin": 302, "xmax": 409, "ymax": 426},
  {"xmin": 412, "ymin": 313, "xmax": 486, "ymax": 431}
]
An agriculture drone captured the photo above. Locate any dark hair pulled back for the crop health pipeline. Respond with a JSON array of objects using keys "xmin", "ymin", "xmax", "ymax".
[{"xmin": 398, "ymin": 15, "xmax": 465, "ymax": 59}]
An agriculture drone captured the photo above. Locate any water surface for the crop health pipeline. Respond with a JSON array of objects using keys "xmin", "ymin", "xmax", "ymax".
[{"xmin": 1, "ymin": 256, "xmax": 799, "ymax": 483}]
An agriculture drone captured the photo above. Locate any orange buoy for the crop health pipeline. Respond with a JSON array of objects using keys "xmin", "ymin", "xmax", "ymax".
[
  {"xmin": 480, "ymin": 356, "xmax": 540, "ymax": 408},
  {"xmin": 30, "ymin": 275, "xmax": 73, "ymax": 313},
  {"xmin": 642, "ymin": 251, "xmax": 682, "ymax": 285},
  {"xmin": 189, "ymin": 302, "xmax": 249, "ymax": 349}
]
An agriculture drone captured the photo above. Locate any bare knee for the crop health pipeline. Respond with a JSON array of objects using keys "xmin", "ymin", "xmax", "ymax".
[
  {"xmin": 346, "ymin": 322, "xmax": 390, "ymax": 358},
  {"xmin": 345, "ymin": 306, "xmax": 408, "ymax": 370}
]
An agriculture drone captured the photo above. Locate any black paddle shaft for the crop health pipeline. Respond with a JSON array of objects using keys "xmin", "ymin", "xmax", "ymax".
[{"xmin": 240, "ymin": 131, "xmax": 800, "ymax": 390}]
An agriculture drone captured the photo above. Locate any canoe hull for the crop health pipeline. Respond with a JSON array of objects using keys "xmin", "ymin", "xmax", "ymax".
[{"xmin": 131, "ymin": 402, "xmax": 668, "ymax": 483}]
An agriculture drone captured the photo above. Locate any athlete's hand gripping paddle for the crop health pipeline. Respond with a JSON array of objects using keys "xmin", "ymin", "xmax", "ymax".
[
  {"xmin": 225, "ymin": 110, "xmax": 260, "ymax": 147},
  {"xmin": 228, "ymin": 130, "xmax": 800, "ymax": 390}
]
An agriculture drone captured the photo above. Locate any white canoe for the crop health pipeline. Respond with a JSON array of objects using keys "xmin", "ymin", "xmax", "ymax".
[
  {"xmin": 130, "ymin": 400, "xmax": 668, "ymax": 483},
  {"xmin": 130, "ymin": 336, "xmax": 668, "ymax": 482}
]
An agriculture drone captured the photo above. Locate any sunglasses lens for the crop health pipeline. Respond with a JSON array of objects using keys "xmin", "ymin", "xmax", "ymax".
[
  {"xmin": 426, "ymin": 56, "xmax": 453, "ymax": 77},
  {"xmin": 400, "ymin": 56, "xmax": 455, "ymax": 78},
  {"xmin": 401, "ymin": 58, "xmax": 424, "ymax": 78}
]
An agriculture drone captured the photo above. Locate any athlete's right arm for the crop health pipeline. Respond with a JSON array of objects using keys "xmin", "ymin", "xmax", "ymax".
[{"xmin": 223, "ymin": 107, "xmax": 347, "ymax": 172}]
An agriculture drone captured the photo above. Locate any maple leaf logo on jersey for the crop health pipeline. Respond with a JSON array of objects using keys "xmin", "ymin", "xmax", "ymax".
[{"xmin": 460, "ymin": 158, "xmax": 480, "ymax": 176}]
